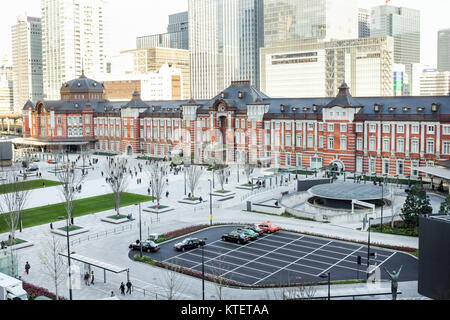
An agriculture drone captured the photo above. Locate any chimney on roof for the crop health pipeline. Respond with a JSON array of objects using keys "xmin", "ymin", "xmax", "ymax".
[
  {"xmin": 132, "ymin": 90, "xmax": 141, "ymax": 101},
  {"xmin": 337, "ymin": 82, "xmax": 351, "ymax": 96}
]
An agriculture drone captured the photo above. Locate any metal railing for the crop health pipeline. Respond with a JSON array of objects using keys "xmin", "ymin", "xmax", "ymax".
[{"xmin": 69, "ymin": 223, "xmax": 135, "ymax": 247}]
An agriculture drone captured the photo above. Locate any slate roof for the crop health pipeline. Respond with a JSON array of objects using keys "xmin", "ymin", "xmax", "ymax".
[{"xmin": 60, "ymin": 72, "xmax": 104, "ymax": 92}]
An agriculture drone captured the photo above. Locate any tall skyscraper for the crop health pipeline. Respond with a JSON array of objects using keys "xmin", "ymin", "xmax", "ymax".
[
  {"xmin": 136, "ymin": 11, "xmax": 189, "ymax": 50},
  {"xmin": 370, "ymin": 5, "xmax": 420, "ymax": 66},
  {"xmin": 189, "ymin": 0, "xmax": 264, "ymax": 99},
  {"xmin": 41, "ymin": 0, "xmax": 107, "ymax": 100},
  {"xmin": 11, "ymin": 16, "xmax": 43, "ymax": 113},
  {"xmin": 358, "ymin": 8, "xmax": 370, "ymax": 38},
  {"xmin": 263, "ymin": 0, "xmax": 358, "ymax": 47},
  {"xmin": 438, "ymin": 29, "xmax": 450, "ymax": 72}
]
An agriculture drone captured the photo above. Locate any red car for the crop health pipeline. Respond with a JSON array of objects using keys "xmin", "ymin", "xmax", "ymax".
[
  {"xmin": 258, "ymin": 221, "xmax": 280, "ymax": 234},
  {"xmin": 47, "ymin": 159, "xmax": 57, "ymax": 164}
]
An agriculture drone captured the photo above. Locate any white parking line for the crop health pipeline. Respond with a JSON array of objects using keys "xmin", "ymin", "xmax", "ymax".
[
  {"xmin": 219, "ymin": 236, "xmax": 305, "ymax": 278},
  {"xmin": 315, "ymin": 246, "xmax": 365, "ymax": 276},
  {"xmin": 253, "ymin": 241, "xmax": 333, "ymax": 285},
  {"xmin": 162, "ymin": 238, "xmax": 224, "ymax": 263}
]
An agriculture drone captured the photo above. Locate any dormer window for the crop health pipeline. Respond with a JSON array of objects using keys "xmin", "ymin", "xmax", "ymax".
[
  {"xmin": 77, "ymin": 82, "xmax": 81, "ymax": 87},
  {"xmin": 238, "ymin": 91, "xmax": 244, "ymax": 99},
  {"xmin": 389, "ymin": 107, "xmax": 396, "ymax": 112},
  {"xmin": 303, "ymin": 107, "xmax": 310, "ymax": 112},
  {"xmin": 280, "ymin": 104, "xmax": 286, "ymax": 113},
  {"xmin": 417, "ymin": 107, "xmax": 425, "ymax": 112},
  {"xmin": 312, "ymin": 104, "xmax": 318, "ymax": 112},
  {"xmin": 431, "ymin": 103, "xmax": 440, "ymax": 112},
  {"xmin": 374, "ymin": 104, "xmax": 381, "ymax": 112},
  {"xmin": 221, "ymin": 92, "xmax": 226, "ymax": 99},
  {"xmin": 402, "ymin": 107, "xmax": 411, "ymax": 112}
]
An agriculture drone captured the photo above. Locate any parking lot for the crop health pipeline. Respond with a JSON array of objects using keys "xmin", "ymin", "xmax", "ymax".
[{"xmin": 133, "ymin": 226, "xmax": 418, "ymax": 287}]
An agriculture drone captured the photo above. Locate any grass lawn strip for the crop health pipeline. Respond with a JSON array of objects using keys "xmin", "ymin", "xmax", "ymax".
[
  {"xmin": 0, "ymin": 179, "xmax": 62, "ymax": 194},
  {"xmin": 0, "ymin": 193, "xmax": 153, "ymax": 233}
]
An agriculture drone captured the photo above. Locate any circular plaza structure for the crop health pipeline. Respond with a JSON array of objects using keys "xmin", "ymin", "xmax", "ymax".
[{"xmin": 307, "ymin": 183, "xmax": 391, "ymax": 210}]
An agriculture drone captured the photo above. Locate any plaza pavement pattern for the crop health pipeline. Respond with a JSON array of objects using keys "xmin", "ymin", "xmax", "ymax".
[{"xmin": 0, "ymin": 154, "xmax": 433, "ymax": 300}]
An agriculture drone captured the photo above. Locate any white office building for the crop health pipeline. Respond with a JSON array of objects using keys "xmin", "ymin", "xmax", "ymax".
[
  {"xmin": 11, "ymin": 16, "xmax": 44, "ymax": 114},
  {"xmin": 418, "ymin": 69, "xmax": 450, "ymax": 96},
  {"xmin": 260, "ymin": 36, "xmax": 394, "ymax": 98},
  {"xmin": 41, "ymin": 0, "xmax": 107, "ymax": 100}
]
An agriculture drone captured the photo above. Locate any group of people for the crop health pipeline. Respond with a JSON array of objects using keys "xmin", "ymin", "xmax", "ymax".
[
  {"xmin": 119, "ymin": 280, "xmax": 133, "ymax": 295},
  {"xmin": 83, "ymin": 271, "xmax": 95, "ymax": 286}
]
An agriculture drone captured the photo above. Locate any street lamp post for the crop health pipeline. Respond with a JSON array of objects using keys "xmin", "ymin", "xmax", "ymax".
[
  {"xmin": 380, "ymin": 183, "xmax": 384, "ymax": 233},
  {"xmin": 135, "ymin": 203, "xmax": 143, "ymax": 257},
  {"xmin": 208, "ymin": 179, "xmax": 213, "ymax": 226},
  {"xmin": 367, "ymin": 217, "xmax": 374, "ymax": 278},
  {"xmin": 320, "ymin": 272, "xmax": 331, "ymax": 300},
  {"xmin": 201, "ymin": 237, "xmax": 208, "ymax": 300},
  {"xmin": 66, "ymin": 216, "xmax": 73, "ymax": 300}
]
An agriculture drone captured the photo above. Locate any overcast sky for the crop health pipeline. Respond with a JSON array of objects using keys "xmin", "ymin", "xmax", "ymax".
[{"xmin": 0, "ymin": 0, "xmax": 448, "ymax": 67}]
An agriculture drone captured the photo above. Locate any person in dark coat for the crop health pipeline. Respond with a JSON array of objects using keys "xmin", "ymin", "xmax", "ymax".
[
  {"xmin": 126, "ymin": 280, "xmax": 132, "ymax": 294},
  {"xmin": 25, "ymin": 262, "xmax": 31, "ymax": 274},
  {"xmin": 120, "ymin": 282, "xmax": 125, "ymax": 295}
]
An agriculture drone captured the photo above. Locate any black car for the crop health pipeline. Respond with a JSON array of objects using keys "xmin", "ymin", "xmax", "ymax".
[
  {"xmin": 129, "ymin": 240, "xmax": 160, "ymax": 253},
  {"xmin": 174, "ymin": 238, "xmax": 206, "ymax": 252},
  {"xmin": 221, "ymin": 231, "xmax": 249, "ymax": 244},
  {"xmin": 245, "ymin": 225, "xmax": 264, "ymax": 236}
]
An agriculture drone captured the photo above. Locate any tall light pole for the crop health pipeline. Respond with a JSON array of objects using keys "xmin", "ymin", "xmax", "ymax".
[
  {"xmin": 208, "ymin": 179, "xmax": 213, "ymax": 226},
  {"xmin": 66, "ymin": 214, "xmax": 73, "ymax": 300},
  {"xmin": 135, "ymin": 203, "xmax": 143, "ymax": 257},
  {"xmin": 380, "ymin": 183, "xmax": 384, "ymax": 233},
  {"xmin": 367, "ymin": 217, "xmax": 374, "ymax": 278},
  {"xmin": 201, "ymin": 237, "xmax": 207, "ymax": 301},
  {"xmin": 320, "ymin": 272, "xmax": 331, "ymax": 300}
]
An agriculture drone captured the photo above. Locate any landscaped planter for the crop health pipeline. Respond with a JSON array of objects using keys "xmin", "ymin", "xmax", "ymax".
[
  {"xmin": 51, "ymin": 225, "xmax": 89, "ymax": 237},
  {"xmin": 101, "ymin": 215, "xmax": 131, "ymax": 224},
  {"xmin": 178, "ymin": 198, "xmax": 203, "ymax": 205},
  {"xmin": 0, "ymin": 238, "xmax": 34, "ymax": 251},
  {"xmin": 143, "ymin": 205, "xmax": 174, "ymax": 214},
  {"xmin": 211, "ymin": 190, "xmax": 236, "ymax": 197},
  {"xmin": 236, "ymin": 184, "xmax": 260, "ymax": 190}
]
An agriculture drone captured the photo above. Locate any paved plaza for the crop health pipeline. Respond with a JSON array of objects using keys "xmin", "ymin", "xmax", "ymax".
[{"xmin": 0, "ymin": 153, "xmax": 435, "ymax": 300}]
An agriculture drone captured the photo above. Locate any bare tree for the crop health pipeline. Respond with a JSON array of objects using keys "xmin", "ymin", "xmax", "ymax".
[
  {"xmin": 38, "ymin": 232, "xmax": 66, "ymax": 300},
  {"xmin": 185, "ymin": 165, "xmax": 203, "ymax": 200},
  {"xmin": 147, "ymin": 161, "xmax": 169, "ymax": 206},
  {"xmin": 0, "ymin": 172, "xmax": 31, "ymax": 243},
  {"xmin": 160, "ymin": 263, "xmax": 187, "ymax": 300},
  {"xmin": 209, "ymin": 255, "xmax": 231, "ymax": 300},
  {"xmin": 104, "ymin": 157, "xmax": 129, "ymax": 216},
  {"xmin": 56, "ymin": 162, "xmax": 85, "ymax": 226},
  {"xmin": 79, "ymin": 144, "xmax": 92, "ymax": 170},
  {"xmin": 243, "ymin": 163, "xmax": 255, "ymax": 185},
  {"xmin": 265, "ymin": 278, "xmax": 317, "ymax": 300}
]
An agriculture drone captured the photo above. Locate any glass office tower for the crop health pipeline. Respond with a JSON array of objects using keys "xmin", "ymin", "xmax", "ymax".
[
  {"xmin": 263, "ymin": 0, "xmax": 358, "ymax": 47},
  {"xmin": 438, "ymin": 29, "xmax": 450, "ymax": 72},
  {"xmin": 189, "ymin": 0, "xmax": 264, "ymax": 99}
]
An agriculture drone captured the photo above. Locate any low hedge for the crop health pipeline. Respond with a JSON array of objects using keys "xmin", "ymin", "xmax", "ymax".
[{"xmin": 22, "ymin": 281, "xmax": 66, "ymax": 300}]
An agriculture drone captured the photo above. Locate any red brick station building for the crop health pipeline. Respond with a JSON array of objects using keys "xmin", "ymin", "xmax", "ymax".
[{"xmin": 18, "ymin": 72, "xmax": 450, "ymax": 181}]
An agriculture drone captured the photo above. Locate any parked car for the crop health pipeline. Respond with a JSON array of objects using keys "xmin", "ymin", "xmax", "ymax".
[
  {"xmin": 28, "ymin": 165, "xmax": 38, "ymax": 172},
  {"xmin": 245, "ymin": 225, "xmax": 264, "ymax": 236},
  {"xmin": 221, "ymin": 231, "xmax": 249, "ymax": 244},
  {"xmin": 47, "ymin": 159, "xmax": 56, "ymax": 164},
  {"xmin": 174, "ymin": 238, "xmax": 206, "ymax": 252},
  {"xmin": 258, "ymin": 221, "xmax": 280, "ymax": 234},
  {"xmin": 129, "ymin": 240, "xmax": 160, "ymax": 253},
  {"xmin": 31, "ymin": 158, "xmax": 40, "ymax": 163},
  {"xmin": 235, "ymin": 228, "xmax": 259, "ymax": 241}
]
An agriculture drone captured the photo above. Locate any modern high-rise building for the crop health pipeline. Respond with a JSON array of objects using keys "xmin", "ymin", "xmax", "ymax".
[
  {"xmin": 260, "ymin": 37, "xmax": 394, "ymax": 98},
  {"xmin": 417, "ymin": 69, "xmax": 450, "ymax": 96},
  {"xmin": 358, "ymin": 8, "xmax": 370, "ymax": 38},
  {"xmin": 136, "ymin": 11, "xmax": 189, "ymax": 50},
  {"xmin": 370, "ymin": 5, "xmax": 420, "ymax": 96},
  {"xmin": 263, "ymin": 0, "xmax": 359, "ymax": 47},
  {"xmin": 41, "ymin": 0, "xmax": 107, "ymax": 100},
  {"xmin": 438, "ymin": 29, "xmax": 450, "ymax": 72},
  {"xmin": 0, "ymin": 65, "xmax": 14, "ymax": 114},
  {"xmin": 11, "ymin": 16, "xmax": 44, "ymax": 114},
  {"xmin": 189, "ymin": 0, "xmax": 264, "ymax": 99}
]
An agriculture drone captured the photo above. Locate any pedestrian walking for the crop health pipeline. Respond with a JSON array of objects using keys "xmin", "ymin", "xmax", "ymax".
[
  {"xmin": 84, "ymin": 272, "xmax": 90, "ymax": 286},
  {"xmin": 126, "ymin": 280, "xmax": 132, "ymax": 294},
  {"xmin": 166, "ymin": 191, "xmax": 169, "ymax": 198},
  {"xmin": 91, "ymin": 271, "xmax": 95, "ymax": 285},
  {"xmin": 25, "ymin": 262, "xmax": 31, "ymax": 275},
  {"xmin": 120, "ymin": 282, "xmax": 125, "ymax": 295}
]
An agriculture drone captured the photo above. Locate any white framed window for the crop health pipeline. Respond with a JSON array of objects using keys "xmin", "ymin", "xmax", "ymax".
[
  {"xmin": 265, "ymin": 133, "xmax": 270, "ymax": 145},
  {"xmin": 369, "ymin": 158, "xmax": 376, "ymax": 174},
  {"xmin": 397, "ymin": 160, "xmax": 404, "ymax": 176},
  {"xmin": 356, "ymin": 157, "xmax": 363, "ymax": 172},
  {"xmin": 411, "ymin": 139, "xmax": 419, "ymax": 154},
  {"xmin": 319, "ymin": 123, "xmax": 324, "ymax": 131},
  {"xmin": 383, "ymin": 124, "xmax": 390, "ymax": 133},
  {"xmin": 241, "ymin": 119, "xmax": 246, "ymax": 129},
  {"xmin": 340, "ymin": 124, "xmax": 347, "ymax": 133},
  {"xmin": 286, "ymin": 154, "xmax": 291, "ymax": 166},
  {"xmin": 340, "ymin": 136, "xmax": 347, "ymax": 151},
  {"xmin": 328, "ymin": 123, "xmax": 334, "ymax": 132},
  {"xmin": 356, "ymin": 137, "xmax": 363, "ymax": 151},
  {"xmin": 397, "ymin": 125, "xmax": 404, "ymax": 134},
  {"xmin": 86, "ymin": 127, "xmax": 90, "ymax": 135},
  {"xmin": 307, "ymin": 135, "xmax": 314, "ymax": 148},
  {"xmin": 328, "ymin": 136, "xmax": 334, "ymax": 149},
  {"xmin": 411, "ymin": 125, "xmax": 420, "ymax": 134},
  {"xmin": 285, "ymin": 134, "xmax": 291, "ymax": 147},
  {"xmin": 265, "ymin": 122, "xmax": 270, "ymax": 129},
  {"xmin": 356, "ymin": 123, "xmax": 363, "ymax": 133},
  {"xmin": 286, "ymin": 122, "xmax": 292, "ymax": 130},
  {"xmin": 319, "ymin": 136, "xmax": 324, "ymax": 149},
  {"xmin": 296, "ymin": 154, "xmax": 302, "ymax": 167},
  {"xmin": 296, "ymin": 134, "xmax": 302, "ymax": 147},
  {"xmin": 443, "ymin": 141, "xmax": 450, "ymax": 155},
  {"xmin": 369, "ymin": 124, "xmax": 376, "ymax": 133},
  {"xmin": 426, "ymin": 140, "xmax": 435, "ymax": 154},
  {"xmin": 382, "ymin": 159, "xmax": 390, "ymax": 175},
  {"xmin": 396, "ymin": 138, "xmax": 405, "ymax": 153},
  {"xmin": 275, "ymin": 122, "xmax": 280, "ymax": 130},
  {"xmin": 57, "ymin": 127, "xmax": 62, "ymax": 137},
  {"xmin": 369, "ymin": 137, "xmax": 376, "ymax": 152},
  {"xmin": 443, "ymin": 125, "xmax": 450, "ymax": 135},
  {"xmin": 308, "ymin": 123, "xmax": 314, "ymax": 131},
  {"xmin": 383, "ymin": 138, "xmax": 390, "ymax": 152},
  {"xmin": 427, "ymin": 125, "xmax": 435, "ymax": 134}
]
